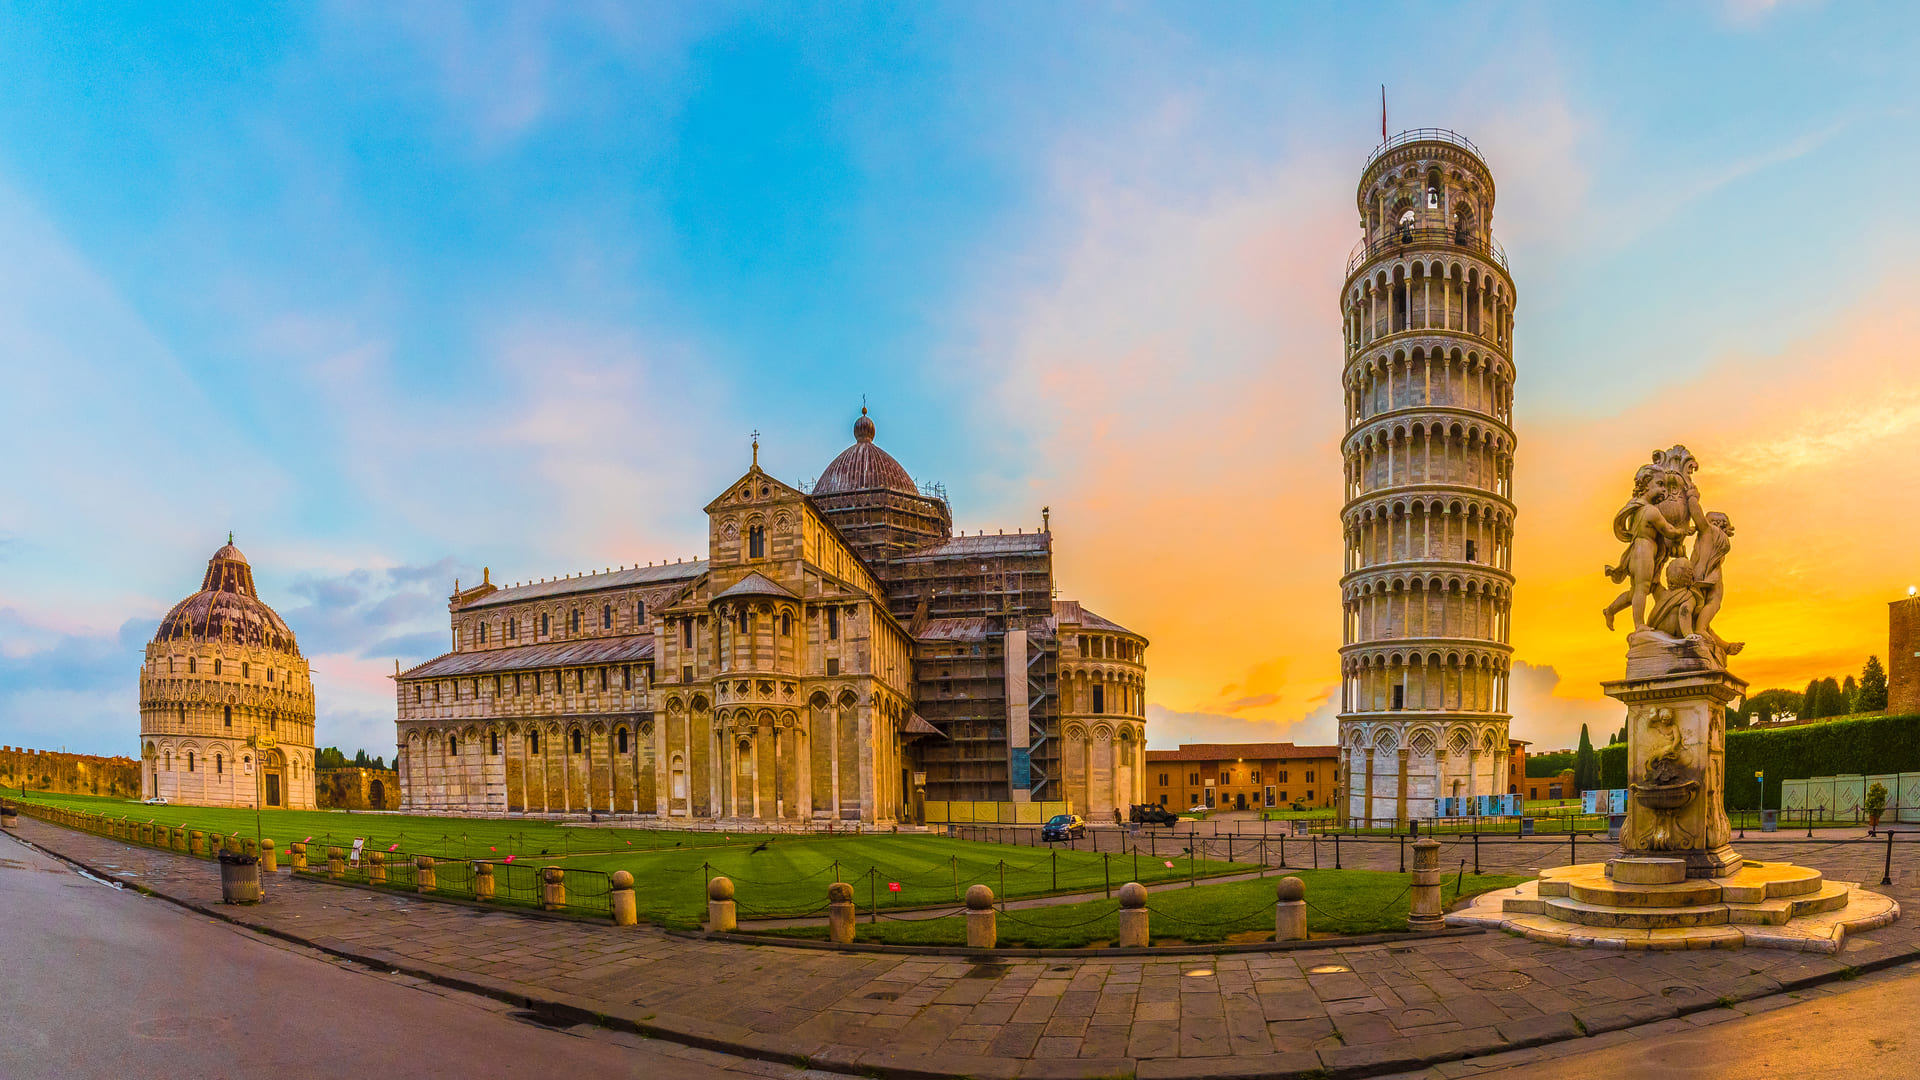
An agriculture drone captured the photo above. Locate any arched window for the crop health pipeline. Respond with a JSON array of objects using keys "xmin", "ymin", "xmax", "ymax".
[
  {"xmin": 738, "ymin": 609, "xmax": 749, "ymax": 634},
  {"xmin": 602, "ymin": 604, "xmax": 612, "ymax": 629},
  {"xmin": 509, "ymin": 617, "xmax": 517, "ymax": 640},
  {"xmin": 478, "ymin": 622, "xmax": 488, "ymax": 644},
  {"xmin": 748, "ymin": 525, "xmax": 766, "ymax": 559},
  {"xmin": 617, "ymin": 727, "xmax": 629, "ymax": 754},
  {"xmin": 164, "ymin": 750, "xmax": 172, "ymax": 771},
  {"xmin": 448, "ymin": 736, "xmax": 458, "ymax": 756},
  {"xmin": 215, "ymin": 754, "xmax": 224, "ymax": 775},
  {"xmin": 528, "ymin": 731, "xmax": 540, "ymax": 754},
  {"xmin": 622, "ymin": 665, "xmax": 632, "ymax": 690},
  {"xmin": 599, "ymin": 667, "xmax": 608, "ymax": 691},
  {"xmin": 242, "ymin": 662, "xmax": 250, "ymax": 679},
  {"xmin": 781, "ymin": 612, "xmax": 791, "ymax": 636},
  {"xmin": 570, "ymin": 609, "xmax": 580, "ymax": 633},
  {"xmin": 224, "ymin": 705, "xmax": 233, "ymax": 727},
  {"xmin": 635, "ymin": 601, "xmax": 646, "ymax": 624},
  {"xmin": 541, "ymin": 613, "xmax": 550, "ymax": 635},
  {"xmin": 571, "ymin": 729, "xmax": 583, "ymax": 754},
  {"xmin": 213, "ymin": 659, "xmax": 222, "ymax": 676},
  {"xmin": 188, "ymin": 657, "xmax": 196, "ymax": 674},
  {"xmin": 187, "ymin": 751, "xmax": 195, "ymax": 772},
  {"xmin": 490, "ymin": 731, "xmax": 500, "ymax": 755}
]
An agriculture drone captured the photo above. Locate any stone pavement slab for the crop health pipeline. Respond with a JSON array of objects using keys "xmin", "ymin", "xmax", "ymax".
[{"xmin": 13, "ymin": 816, "xmax": 1920, "ymax": 1079}]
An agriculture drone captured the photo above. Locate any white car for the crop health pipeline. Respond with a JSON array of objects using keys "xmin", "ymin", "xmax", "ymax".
[
  {"xmin": 1188, "ymin": 804, "xmax": 1209, "ymax": 814},
  {"xmin": 142, "ymin": 796, "xmax": 168, "ymax": 805}
]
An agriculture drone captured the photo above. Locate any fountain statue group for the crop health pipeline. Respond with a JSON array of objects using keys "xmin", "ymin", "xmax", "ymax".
[{"xmin": 1602, "ymin": 444, "xmax": 1744, "ymax": 679}]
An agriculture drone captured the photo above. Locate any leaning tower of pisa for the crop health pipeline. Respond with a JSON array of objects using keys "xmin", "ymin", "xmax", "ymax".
[{"xmin": 1336, "ymin": 129, "xmax": 1518, "ymax": 828}]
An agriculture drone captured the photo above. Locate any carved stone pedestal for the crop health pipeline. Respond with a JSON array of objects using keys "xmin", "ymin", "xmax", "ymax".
[{"xmin": 1603, "ymin": 668, "xmax": 1745, "ymax": 879}]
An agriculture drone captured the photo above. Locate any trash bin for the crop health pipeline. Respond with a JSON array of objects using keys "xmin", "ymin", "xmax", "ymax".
[
  {"xmin": 1520, "ymin": 817, "xmax": 1536, "ymax": 836},
  {"xmin": 1762, "ymin": 809, "xmax": 1778, "ymax": 833},
  {"xmin": 1607, "ymin": 813, "xmax": 1625, "ymax": 840},
  {"xmin": 219, "ymin": 850, "xmax": 261, "ymax": 904}
]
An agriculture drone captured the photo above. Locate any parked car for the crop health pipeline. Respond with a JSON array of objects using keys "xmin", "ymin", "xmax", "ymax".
[
  {"xmin": 1188, "ymin": 804, "xmax": 1210, "ymax": 815},
  {"xmin": 1040, "ymin": 814, "xmax": 1086, "ymax": 842},
  {"xmin": 141, "ymin": 796, "xmax": 168, "ymax": 805},
  {"xmin": 1131, "ymin": 803, "xmax": 1179, "ymax": 827}
]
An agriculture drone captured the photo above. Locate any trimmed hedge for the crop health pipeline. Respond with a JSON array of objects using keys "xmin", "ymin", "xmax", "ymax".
[
  {"xmin": 1596, "ymin": 712, "xmax": 1920, "ymax": 810},
  {"xmin": 1525, "ymin": 750, "xmax": 1576, "ymax": 778}
]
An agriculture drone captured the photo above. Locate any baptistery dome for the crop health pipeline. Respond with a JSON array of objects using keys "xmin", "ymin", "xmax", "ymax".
[
  {"xmin": 140, "ymin": 537, "xmax": 316, "ymax": 809},
  {"xmin": 153, "ymin": 541, "xmax": 301, "ymax": 653}
]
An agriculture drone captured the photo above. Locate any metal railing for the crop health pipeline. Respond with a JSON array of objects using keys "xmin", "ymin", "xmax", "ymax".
[
  {"xmin": 1364, "ymin": 128, "xmax": 1485, "ymax": 170},
  {"xmin": 1347, "ymin": 225, "xmax": 1510, "ymax": 277}
]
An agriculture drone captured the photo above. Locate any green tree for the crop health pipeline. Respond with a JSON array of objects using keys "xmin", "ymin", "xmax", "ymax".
[
  {"xmin": 1843, "ymin": 675, "xmax": 1858, "ymax": 714},
  {"xmin": 1746, "ymin": 688, "xmax": 1802, "ymax": 724},
  {"xmin": 1574, "ymin": 725, "xmax": 1598, "ymax": 793},
  {"xmin": 1859, "ymin": 656, "xmax": 1890, "ymax": 713},
  {"xmin": 1802, "ymin": 678, "xmax": 1823, "ymax": 719},
  {"xmin": 316, "ymin": 746, "xmax": 348, "ymax": 770},
  {"xmin": 1819, "ymin": 677, "xmax": 1845, "ymax": 719}
]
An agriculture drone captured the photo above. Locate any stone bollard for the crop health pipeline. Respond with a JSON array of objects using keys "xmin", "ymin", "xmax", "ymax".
[
  {"xmin": 1408, "ymin": 837, "xmax": 1444, "ymax": 932},
  {"xmin": 611, "ymin": 870, "xmax": 637, "ymax": 926},
  {"xmin": 289, "ymin": 842, "xmax": 307, "ymax": 872},
  {"xmin": 190, "ymin": 831, "xmax": 206, "ymax": 858},
  {"xmin": 827, "ymin": 881, "xmax": 856, "ymax": 944},
  {"xmin": 174, "ymin": 827, "xmax": 188, "ymax": 853},
  {"xmin": 368, "ymin": 850, "xmax": 387, "ymax": 885},
  {"xmin": 243, "ymin": 838, "xmax": 259, "ymax": 860},
  {"xmin": 542, "ymin": 867, "xmax": 567, "ymax": 911},
  {"xmin": 328, "ymin": 847, "xmax": 345, "ymax": 879},
  {"xmin": 473, "ymin": 861, "xmax": 494, "ymax": 901},
  {"xmin": 707, "ymin": 876, "xmax": 737, "ymax": 932},
  {"xmin": 416, "ymin": 855, "xmax": 437, "ymax": 893},
  {"xmin": 138, "ymin": 823, "xmax": 152, "ymax": 845},
  {"xmin": 966, "ymin": 884, "xmax": 998, "ymax": 949},
  {"xmin": 1116, "ymin": 882, "xmax": 1149, "ymax": 947},
  {"xmin": 1275, "ymin": 876, "xmax": 1308, "ymax": 941},
  {"xmin": 259, "ymin": 838, "xmax": 276, "ymax": 873}
]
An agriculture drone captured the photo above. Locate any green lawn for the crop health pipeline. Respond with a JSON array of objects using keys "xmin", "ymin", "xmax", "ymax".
[
  {"xmin": 753, "ymin": 868, "xmax": 1530, "ymax": 947},
  {"xmin": 14, "ymin": 789, "xmax": 1264, "ymax": 928}
]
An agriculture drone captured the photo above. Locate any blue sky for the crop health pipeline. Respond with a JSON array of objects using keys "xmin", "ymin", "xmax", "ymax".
[{"xmin": 4, "ymin": 1, "xmax": 1919, "ymax": 759}]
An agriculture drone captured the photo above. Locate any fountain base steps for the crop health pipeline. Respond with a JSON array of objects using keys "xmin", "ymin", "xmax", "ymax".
[{"xmin": 1448, "ymin": 858, "xmax": 1898, "ymax": 953}]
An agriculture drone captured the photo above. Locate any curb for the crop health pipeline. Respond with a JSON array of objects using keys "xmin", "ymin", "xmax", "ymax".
[
  {"xmin": 14, "ymin": 823, "xmax": 1920, "ymax": 1080},
  {"xmin": 681, "ymin": 925, "xmax": 1485, "ymax": 957}
]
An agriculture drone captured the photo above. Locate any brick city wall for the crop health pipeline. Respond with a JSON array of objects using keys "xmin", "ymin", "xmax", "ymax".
[
  {"xmin": 0, "ymin": 746, "xmax": 141, "ymax": 799},
  {"xmin": 317, "ymin": 767, "xmax": 401, "ymax": 811}
]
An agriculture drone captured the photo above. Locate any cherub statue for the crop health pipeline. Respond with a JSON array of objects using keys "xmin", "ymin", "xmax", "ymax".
[
  {"xmin": 1689, "ymin": 510, "xmax": 1744, "ymax": 657},
  {"xmin": 1603, "ymin": 463, "xmax": 1692, "ymax": 631}
]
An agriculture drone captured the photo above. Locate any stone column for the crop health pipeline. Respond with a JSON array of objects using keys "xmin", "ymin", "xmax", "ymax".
[
  {"xmin": 473, "ymin": 861, "xmax": 495, "ymax": 901},
  {"xmin": 707, "ymin": 876, "xmax": 736, "ymax": 932},
  {"xmin": 368, "ymin": 850, "xmax": 387, "ymax": 885},
  {"xmin": 259, "ymin": 838, "xmax": 276, "ymax": 873},
  {"xmin": 1116, "ymin": 883, "xmax": 1148, "ymax": 948},
  {"xmin": 827, "ymin": 881, "xmax": 855, "ymax": 944},
  {"xmin": 1408, "ymin": 838, "xmax": 1444, "ymax": 930},
  {"xmin": 966, "ymin": 885, "xmax": 998, "ymax": 948},
  {"xmin": 1275, "ymin": 876, "xmax": 1307, "ymax": 941},
  {"xmin": 327, "ymin": 847, "xmax": 345, "ymax": 878},
  {"xmin": 611, "ymin": 870, "xmax": 636, "ymax": 926},
  {"xmin": 1604, "ymin": 670, "xmax": 1746, "ymax": 878},
  {"xmin": 541, "ymin": 867, "xmax": 566, "ymax": 911},
  {"xmin": 288, "ymin": 841, "xmax": 305, "ymax": 871}
]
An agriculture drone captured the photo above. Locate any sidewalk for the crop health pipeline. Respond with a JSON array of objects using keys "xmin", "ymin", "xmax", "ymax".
[{"xmin": 14, "ymin": 817, "xmax": 1920, "ymax": 1080}]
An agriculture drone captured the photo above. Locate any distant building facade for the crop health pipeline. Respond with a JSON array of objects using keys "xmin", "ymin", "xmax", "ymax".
[
  {"xmin": 1145, "ymin": 743, "xmax": 1342, "ymax": 812},
  {"xmin": 1892, "ymin": 594, "xmax": 1919, "ymax": 717},
  {"xmin": 139, "ymin": 541, "xmax": 318, "ymax": 809},
  {"xmin": 393, "ymin": 412, "xmax": 1146, "ymax": 824}
]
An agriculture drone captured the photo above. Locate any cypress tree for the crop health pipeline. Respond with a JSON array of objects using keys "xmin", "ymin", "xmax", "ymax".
[
  {"xmin": 1802, "ymin": 678, "xmax": 1823, "ymax": 719},
  {"xmin": 1860, "ymin": 656, "xmax": 1890, "ymax": 713},
  {"xmin": 1843, "ymin": 675, "xmax": 1858, "ymax": 714},
  {"xmin": 1574, "ymin": 724, "xmax": 1597, "ymax": 793},
  {"xmin": 1819, "ymin": 677, "xmax": 1844, "ymax": 719}
]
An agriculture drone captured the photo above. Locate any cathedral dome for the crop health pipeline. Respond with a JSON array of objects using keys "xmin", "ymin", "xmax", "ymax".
[
  {"xmin": 153, "ymin": 539, "xmax": 301, "ymax": 654},
  {"xmin": 814, "ymin": 408, "xmax": 918, "ymax": 497}
]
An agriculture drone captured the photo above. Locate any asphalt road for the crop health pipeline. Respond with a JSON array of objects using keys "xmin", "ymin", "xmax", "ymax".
[
  {"xmin": 1474, "ymin": 970, "xmax": 1920, "ymax": 1079},
  {"xmin": 0, "ymin": 830, "xmax": 843, "ymax": 1080}
]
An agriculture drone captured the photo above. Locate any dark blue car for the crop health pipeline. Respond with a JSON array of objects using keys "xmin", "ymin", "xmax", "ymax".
[{"xmin": 1041, "ymin": 814, "xmax": 1086, "ymax": 842}]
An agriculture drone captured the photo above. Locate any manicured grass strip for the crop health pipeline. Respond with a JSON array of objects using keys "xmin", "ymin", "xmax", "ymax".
[{"xmin": 751, "ymin": 869, "xmax": 1530, "ymax": 947}]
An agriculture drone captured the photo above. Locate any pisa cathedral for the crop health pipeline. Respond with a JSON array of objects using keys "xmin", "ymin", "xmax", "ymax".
[
  {"xmin": 1338, "ymin": 130, "xmax": 1518, "ymax": 826},
  {"xmin": 138, "ymin": 540, "xmax": 318, "ymax": 809},
  {"xmin": 394, "ymin": 411, "xmax": 1147, "ymax": 825}
]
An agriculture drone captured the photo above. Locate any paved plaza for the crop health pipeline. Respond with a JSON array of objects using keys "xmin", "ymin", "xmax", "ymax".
[{"xmin": 15, "ymin": 817, "xmax": 1920, "ymax": 1079}]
